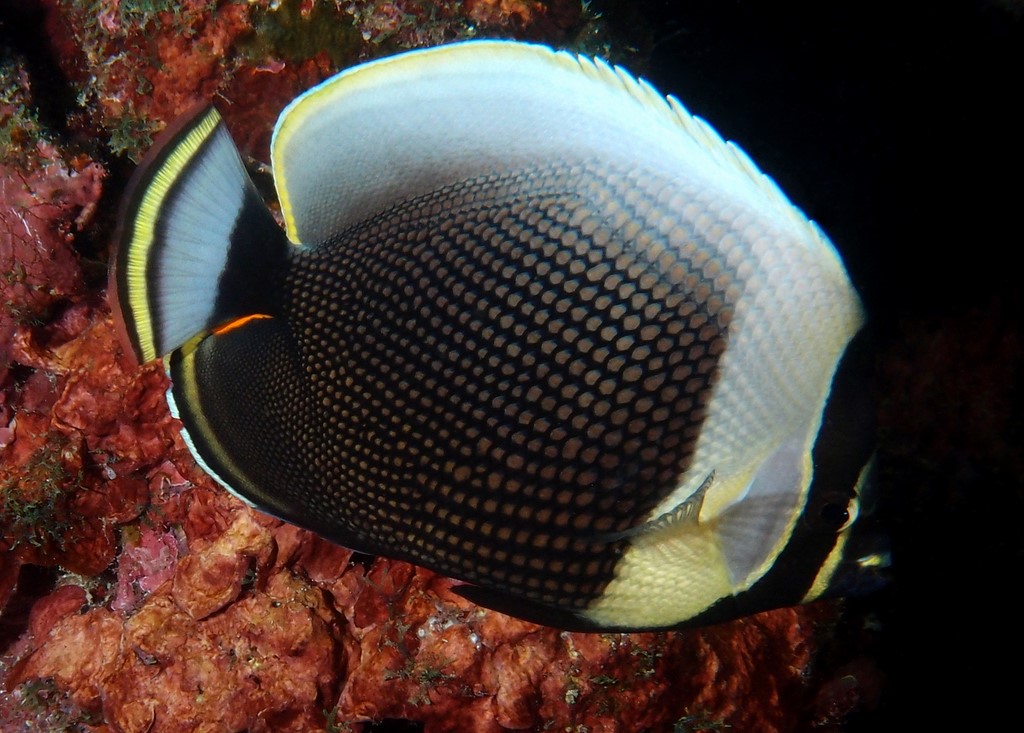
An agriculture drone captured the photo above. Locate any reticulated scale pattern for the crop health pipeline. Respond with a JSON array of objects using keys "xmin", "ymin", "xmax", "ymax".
[{"xmin": 277, "ymin": 159, "xmax": 742, "ymax": 609}]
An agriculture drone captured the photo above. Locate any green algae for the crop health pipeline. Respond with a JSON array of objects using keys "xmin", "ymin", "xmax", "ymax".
[
  {"xmin": 240, "ymin": 0, "xmax": 362, "ymax": 67},
  {"xmin": 0, "ymin": 54, "xmax": 48, "ymax": 168}
]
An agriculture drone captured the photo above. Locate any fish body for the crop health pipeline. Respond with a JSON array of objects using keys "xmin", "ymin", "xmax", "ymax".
[{"xmin": 111, "ymin": 40, "xmax": 885, "ymax": 631}]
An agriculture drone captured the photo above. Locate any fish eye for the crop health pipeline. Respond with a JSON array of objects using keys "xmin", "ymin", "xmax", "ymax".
[
  {"xmin": 819, "ymin": 502, "xmax": 850, "ymax": 529},
  {"xmin": 808, "ymin": 491, "xmax": 859, "ymax": 533}
]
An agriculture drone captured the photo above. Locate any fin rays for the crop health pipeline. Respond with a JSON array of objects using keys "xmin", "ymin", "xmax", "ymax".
[
  {"xmin": 270, "ymin": 40, "xmax": 826, "ymax": 252},
  {"xmin": 114, "ymin": 107, "xmax": 251, "ymax": 362},
  {"xmin": 592, "ymin": 472, "xmax": 716, "ymax": 543}
]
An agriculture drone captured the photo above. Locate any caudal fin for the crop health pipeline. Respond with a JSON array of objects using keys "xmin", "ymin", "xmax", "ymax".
[{"xmin": 110, "ymin": 106, "xmax": 288, "ymax": 364}]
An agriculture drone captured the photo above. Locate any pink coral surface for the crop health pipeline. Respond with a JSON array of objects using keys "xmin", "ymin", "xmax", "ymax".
[{"xmin": 2, "ymin": 2, "xmax": 875, "ymax": 731}]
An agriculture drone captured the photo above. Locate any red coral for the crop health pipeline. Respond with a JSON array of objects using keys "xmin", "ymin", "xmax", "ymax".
[
  {"xmin": 1, "ymin": 315, "xmax": 155, "ymax": 575},
  {"xmin": 0, "ymin": 141, "xmax": 101, "ymax": 352},
  {"xmin": 172, "ymin": 510, "xmax": 275, "ymax": 620},
  {"xmin": 27, "ymin": 583, "xmax": 88, "ymax": 640},
  {"xmin": 11, "ymin": 534, "xmax": 342, "ymax": 733},
  {"xmin": 465, "ymin": 0, "xmax": 547, "ymax": 31},
  {"xmin": 324, "ymin": 556, "xmax": 836, "ymax": 732},
  {"xmin": 42, "ymin": 0, "xmax": 262, "ymax": 159},
  {"xmin": 6, "ymin": 498, "xmax": 837, "ymax": 733},
  {"xmin": 110, "ymin": 526, "xmax": 183, "ymax": 614}
]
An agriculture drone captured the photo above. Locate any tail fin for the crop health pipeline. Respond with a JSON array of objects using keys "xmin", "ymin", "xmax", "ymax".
[{"xmin": 110, "ymin": 106, "xmax": 289, "ymax": 365}]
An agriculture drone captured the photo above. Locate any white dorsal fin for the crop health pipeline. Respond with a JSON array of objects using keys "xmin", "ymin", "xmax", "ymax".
[{"xmin": 270, "ymin": 39, "xmax": 824, "ymax": 251}]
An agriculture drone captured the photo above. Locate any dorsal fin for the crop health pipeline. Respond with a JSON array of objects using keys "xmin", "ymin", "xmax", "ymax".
[{"xmin": 270, "ymin": 40, "xmax": 829, "ymax": 256}]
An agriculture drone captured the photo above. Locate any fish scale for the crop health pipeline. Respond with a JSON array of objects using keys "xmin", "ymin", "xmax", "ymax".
[{"xmin": 268, "ymin": 161, "xmax": 732, "ymax": 609}]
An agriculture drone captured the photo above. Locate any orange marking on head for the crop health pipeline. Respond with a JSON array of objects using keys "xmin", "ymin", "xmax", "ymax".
[{"xmin": 213, "ymin": 314, "xmax": 273, "ymax": 336}]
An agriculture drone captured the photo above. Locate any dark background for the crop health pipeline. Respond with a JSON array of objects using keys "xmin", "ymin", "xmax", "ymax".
[{"xmin": 629, "ymin": 1, "xmax": 1023, "ymax": 730}]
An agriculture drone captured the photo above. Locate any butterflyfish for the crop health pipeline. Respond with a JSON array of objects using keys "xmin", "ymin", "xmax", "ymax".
[{"xmin": 110, "ymin": 40, "xmax": 886, "ymax": 631}]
